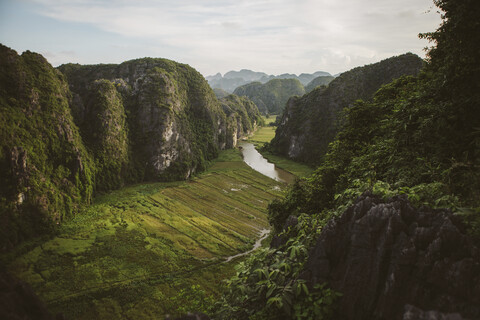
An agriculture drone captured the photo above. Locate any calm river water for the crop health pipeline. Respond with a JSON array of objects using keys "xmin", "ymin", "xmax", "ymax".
[{"xmin": 240, "ymin": 142, "xmax": 296, "ymax": 184}]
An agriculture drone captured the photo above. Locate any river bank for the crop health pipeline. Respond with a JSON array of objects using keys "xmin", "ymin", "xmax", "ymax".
[{"xmin": 247, "ymin": 117, "xmax": 314, "ymax": 178}]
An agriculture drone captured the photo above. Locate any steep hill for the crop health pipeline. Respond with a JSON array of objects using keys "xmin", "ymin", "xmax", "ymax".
[
  {"xmin": 270, "ymin": 53, "xmax": 423, "ymax": 165},
  {"xmin": 219, "ymin": 94, "xmax": 264, "ymax": 148},
  {"xmin": 0, "ymin": 45, "xmax": 95, "ymax": 250},
  {"xmin": 218, "ymin": 1, "xmax": 480, "ymax": 317},
  {"xmin": 223, "ymin": 69, "xmax": 269, "ymax": 81},
  {"xmin": 59, "ymin": 58, "xmax": 230, "ymax": 183},
  {"xmin": 212, "ymin": 88, "xmax": 229, "ymax": 99},
  {"xmin": 304, "ymin": 75, "xmax": 335, "ymax": 93},
  {"xmin": 0, "ymin": 46, "xmax": 263, "ymax": 250},
  {"xmin": 233, "ymin": 78, "xmax": 305, "ymax": 114}
]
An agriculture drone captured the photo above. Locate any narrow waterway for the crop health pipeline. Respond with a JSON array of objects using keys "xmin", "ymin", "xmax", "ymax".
[
  {"xmin": 225, "ymin": 229, "xmax": 270, "ymax": 262},
  {"xmin": 240, "ymin": 142, "xmax": 296, "ymax": 184}
]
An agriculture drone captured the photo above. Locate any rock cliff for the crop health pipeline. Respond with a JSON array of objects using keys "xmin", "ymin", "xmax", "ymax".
[
  {"xmin": 270, "ymin": 53, "xmax": 423, "ymax": 165},
  {"xmin": 1, "ymin": 45, "xmax": 262, "ymax": 250},
  {"xmin": 219, "ymin": 94, "xmax": 264, "ymax": 148},
  {"xmin": 301, "ymin": 192, "xmax": 480, "ymax": 320},
  {"xmin": 59, "ymin": 58, "xmax": 229, "ymax": 182},
  {"xmin": 0, "ymin": 44, "xmax": 95, "ymax": 251}
]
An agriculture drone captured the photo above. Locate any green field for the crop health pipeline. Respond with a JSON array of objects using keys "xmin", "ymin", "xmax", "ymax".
[
  {"xmin": 3, "ymin": 148, "xmax": 283, "ymax": 319},
  {"xmin": 248, "ymin": 117, "xmax": 315, "ymax": 178}
]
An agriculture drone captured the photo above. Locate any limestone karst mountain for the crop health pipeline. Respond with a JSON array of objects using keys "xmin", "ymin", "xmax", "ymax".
[
  {"xmin": 0, "ymin": 45, "xmax": 263, "ymax": 250},
  {"xmin": 270, "ymin": 53, "xmax": 424, "ymax": 165},
  {"xmin": 233, "ymin": 78, "xmax": 306, "ymax": 114},
  {"xmin": 205, "ymin": 69, "xmax": 332, "ymax": 93}
]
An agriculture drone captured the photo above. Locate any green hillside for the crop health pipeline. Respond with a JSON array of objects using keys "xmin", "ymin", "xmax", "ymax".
[
  {"xmin": 3, "ymin": 148, "xmax": 283, "ymax": 319},
  {"xmin": 233, "ymin": 78, "xmax": 305, "ymax": 114}
]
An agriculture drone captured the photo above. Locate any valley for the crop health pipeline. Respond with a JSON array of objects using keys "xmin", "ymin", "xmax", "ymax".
[
  {"xmin": 2, "ymin": 146, "xmax": 286, "ymax": 319},
  {"xmin": 1, "ymin": 1, "xmax": 479, "ymax": 318}
]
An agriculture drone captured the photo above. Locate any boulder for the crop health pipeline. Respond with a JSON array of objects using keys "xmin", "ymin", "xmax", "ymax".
[{"xmin": 302, "ymin": 192, "xmax": 480, "ymax": 320}]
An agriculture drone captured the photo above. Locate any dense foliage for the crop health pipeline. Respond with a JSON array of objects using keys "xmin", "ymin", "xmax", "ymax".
[
  {"xmin": 213, "ymin": 214, "xmax": 340, "ymax": 320},
  {"xmin": 304, "ymin": 76, "xmax": 334, "ymax": 93},
  {"xmin": 60, "ymin": 58, "xmax": 229, "ymax": 182},
  {"xmin": 219, "ymin": 0, "xmax": 480, "ymax": 318},
  {"xmin": 269, "ymin": 53, "xmax": 423, "ymax": 166},
  {"xmin": 233, "ymin": 78, "xmax": 305, "ymax": 115},
  {"xmin": 220, "ymin": 94, "xmax": 265, "ymax": 147},
  {"xmin": 0, "ymin": 45, "xmax": 95, "ymax": 250},
  {"xmin": 1, "ymin": 50, "xmax": 266, "ymax": 250}
]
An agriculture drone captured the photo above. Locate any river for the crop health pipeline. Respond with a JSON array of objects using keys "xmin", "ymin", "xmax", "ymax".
[{"xmin": 239, "ymin": 142, "xmax": 296, "ymax": 184}]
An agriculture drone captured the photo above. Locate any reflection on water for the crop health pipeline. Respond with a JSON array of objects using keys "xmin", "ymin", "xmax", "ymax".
[{"xmin": 240, "ymin": 142, "xmax": 295, "ymax": 184}]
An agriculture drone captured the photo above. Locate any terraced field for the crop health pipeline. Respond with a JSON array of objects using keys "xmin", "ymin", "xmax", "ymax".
[{"xmin": 4, "ymin": 148, "xmax": 283, "ymax": 319}]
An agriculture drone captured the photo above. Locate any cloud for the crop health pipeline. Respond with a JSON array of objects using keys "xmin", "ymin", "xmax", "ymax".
[{"xmin": 26, "ymin": 0, "xmax": 441, "ymax": 75}]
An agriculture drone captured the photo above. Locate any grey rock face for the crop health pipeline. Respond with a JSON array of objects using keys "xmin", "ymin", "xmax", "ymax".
[
  {"xmin": 270, "ymin": 53, "xmax": 424, "ymax": 165},
  {"xmin": 302, "ymin": 192, "xmax": 480, "ymax": 320},
  {"xmin": 60, "ymin": 58, "xmax": 230, "ymax": 181}
]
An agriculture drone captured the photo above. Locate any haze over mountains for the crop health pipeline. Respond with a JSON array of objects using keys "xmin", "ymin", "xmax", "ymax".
[{"xmin": 206, "ymin": 69, "xmax": 333, "ymax": 93}]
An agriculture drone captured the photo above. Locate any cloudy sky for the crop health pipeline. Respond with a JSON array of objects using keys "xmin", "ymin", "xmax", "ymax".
[{"xmin": 0, "ymin": 0, "xmax": 441, "ymax": 77}]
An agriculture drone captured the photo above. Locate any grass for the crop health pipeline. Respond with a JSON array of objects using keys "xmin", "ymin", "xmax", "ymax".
[
  {"xmin": 247, "ymin": 117, "xmax": 315, "ymax": 178},
  {"xmin": 4, "ymin": 148, "xmax": 284, "ymax": 319}
]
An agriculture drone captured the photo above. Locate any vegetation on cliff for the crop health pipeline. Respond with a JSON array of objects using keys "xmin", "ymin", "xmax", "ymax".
[
  {"xmin": 60, "ymin": 58, "xmax": 228, "ymax": 183},
  {"xmin": 1, "ymin": 51, "xmax": 265, "ymax": 251},
  {"xmin": 217, "ymin": 0, "xmax": 480, "ymax": 318},
  {"xmin": 0, "ymin": 45, "xmax": 95, "ymax": 251},
  {"xmin": 233, "ymin": 78, "xmax": 305, "ymax": 115},
  {"xmin": 220, "ymin": 94, "xmax": 264, "ymax": 148},
  {"xmin": 269, "ymin": 53, "xmax": 424, "ymax": 166},
  {"xmin": 304, "ymin": 75, "xmax": 334, "ymax": 93}
]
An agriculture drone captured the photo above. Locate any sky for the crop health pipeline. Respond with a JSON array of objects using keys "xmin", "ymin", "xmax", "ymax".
[{"xmin": 0, "ymin": 0, "xmax": 442, "ymax": 77}]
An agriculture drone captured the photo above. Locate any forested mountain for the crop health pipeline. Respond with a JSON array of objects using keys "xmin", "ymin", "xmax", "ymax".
[
  {"xmin": 269, "ymin": 53, "xmax": 423, "ymax": 165},
  {"xmin": 304, "ymin": 75, "xmax": 335, "ymax": 93},
  {"xmin": 0, "ymin": 46, "xmax": 95, "ymax": 250},
  {"xmin": 0, "ymin": 47, "xmax": 262, "ymax": 250},
  {"xmin": 233, "ymin": 78, "xmax": 305, "ymax": 114},
  {"xmin": 219, "ymin": 94, "xmax": 264, "ymax": 148},
  {"xmin": 212, "ymin": 87, "xmax": 229, "ymax": 99},
  {"xmin": 205, "ymin": 69, "xmax": 331, "ymax": 93},
  {"xmin": 216, "ymin": 0, "xmax": 480, "ymax": 318}
]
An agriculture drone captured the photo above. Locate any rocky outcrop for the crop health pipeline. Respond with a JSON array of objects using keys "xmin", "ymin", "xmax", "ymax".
[
  {"xmin": 60, "ymin": 58, "xmax": 229, "ymax": 181},
  {"xmin": 1, "ymin": 45, "xmax": 263, "ymax": 250},
  {"xmin": 270, "ymin": 53, "xmax": 423, "ymax": 165},
  {"xmin": 233, "ymin": 78, "xmax": 305, "ymax": 114},
  {"xmin": 78, "ymin": 79, "xmax": 130, "ymax": 191},
  {"xmin": 219, "ymin": 94, "xmax": 263, "ymax": 148},
  {"xmin": 301, "ymin": 192, "xmax": 480, "ymax": 320},
  {"xmin": 0, "ymin": 44, "xmax": 95, "ymax": 251}
]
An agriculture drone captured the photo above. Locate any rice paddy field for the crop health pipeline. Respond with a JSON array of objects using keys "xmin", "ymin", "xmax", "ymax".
[{"xmin": 2, "ymin": 148, "xmax": 284, "ymax": 319}]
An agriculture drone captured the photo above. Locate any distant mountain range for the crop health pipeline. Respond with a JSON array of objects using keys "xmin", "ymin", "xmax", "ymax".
[{"xmin": 206, "ymin": 69, "xmax": 332, "ymax": 93}]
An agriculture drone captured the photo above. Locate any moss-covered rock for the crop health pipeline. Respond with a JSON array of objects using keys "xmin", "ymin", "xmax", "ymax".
[
  {"xmin": 270, "ymin": 53, "xmax": 424, "ymax": 165},
  {"xmin": 0, "ymin": 44, "xmax": 95, "ymax": 250},
  {"xmin": 59, "ymin": 58, "xmax": 228, "ymax": 182},
  {"xmin": 219, "ymin": 94, "xmax": 264, "ymax": 148},
  {"xmin": 80, "ymin": 79, "xmax": 130, "ymax": 191},
  {"xmin": 0, "ymin": 46, "xmax": 264, "ymax": 250}
]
